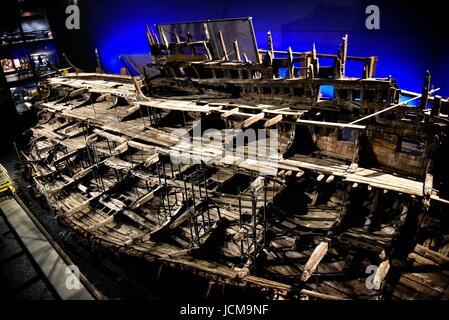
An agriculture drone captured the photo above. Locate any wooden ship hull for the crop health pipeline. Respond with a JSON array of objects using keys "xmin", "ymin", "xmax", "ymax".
[{"xmin": 20, "ymin": 17, "xmax": 449, "ymax": 300}]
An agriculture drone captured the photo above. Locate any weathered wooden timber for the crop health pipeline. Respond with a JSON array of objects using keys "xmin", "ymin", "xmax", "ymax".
[{"xmin": 22, "ymin": 17, "xmax": 449, "ymax": 300}]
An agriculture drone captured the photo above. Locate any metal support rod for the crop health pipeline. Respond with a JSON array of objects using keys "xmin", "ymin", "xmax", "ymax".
[
  {"xmin": 183, "ymin": 173, "xmax": 188, "ymax": 204},
  {"xmin": 197, "ymin": 170, "xmax": 202, "ymax": 198},
  {"xmin": 191, "ymin": 180, "xmax": 200, "ymax": 245},
  {"xmin": 161, "ymin": 162, "xmax": 171, "ymax": 214},
  {"xmin": 345, "ymin": 88, "xmax": 440, "ymax": 127},
  {"xmin": 170, "ymin": 162, "xmax": 178, "ymax": 203},
  {"xmin": 202, "ymin": 168, "xmax": 211, "ymax": 228},
  {"xmin": 156, "ymin": 162, "xmax": 162, "ymax": 185},
  {"xmin": 178, "ymin": 164, "xmax": 186, "ymax": 202}
]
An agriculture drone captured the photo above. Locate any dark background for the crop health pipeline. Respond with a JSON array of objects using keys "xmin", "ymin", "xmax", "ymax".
[
  {"xmin": 1, "ymin": 0, "xmax": 448, "ymax": 153},
  {"xmin": 41, "ymin": 0, "xmax": 449, "ymax": 93}
]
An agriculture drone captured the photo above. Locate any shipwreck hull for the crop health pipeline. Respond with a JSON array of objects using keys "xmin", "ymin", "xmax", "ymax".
[{"xmin": 18, "ymin": 70, "xmax": 449, "ymax": 300}]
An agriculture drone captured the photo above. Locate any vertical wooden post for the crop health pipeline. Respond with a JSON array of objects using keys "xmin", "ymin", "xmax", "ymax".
[
  {"xmin": 218, "ymin": 30, "xmax": 228, "ymax": 61},
  {"xmin": 233, "ymin": 40, "xmax": 241, "ymax": 62}
]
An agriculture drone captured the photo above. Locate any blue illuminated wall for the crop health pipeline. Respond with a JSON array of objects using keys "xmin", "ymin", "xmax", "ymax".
[{"xmin": 46, "ymin": 0, "xmax": 448, "ymax": 96}]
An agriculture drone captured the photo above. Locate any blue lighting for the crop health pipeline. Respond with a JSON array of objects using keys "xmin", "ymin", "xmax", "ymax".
[
  {"xmin": 401, "ymin": 95, "xmax": 420, "ymax": 107},
  {"xmin": 319, "ymin": 85, "xmax": 334, "ymax": 99},
  {"xmin": 82, "ymin": 0, "xmax": 448, "ymax": 96}
]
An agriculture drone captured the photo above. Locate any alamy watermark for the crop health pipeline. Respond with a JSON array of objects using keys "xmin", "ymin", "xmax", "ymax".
[
  {"xmin": 365, "ymin": 5, "xmax": 380, "ymax": 30},
  {"xmin": 65, "ymin": 4, "xmax": 80, "ymax": 30}
]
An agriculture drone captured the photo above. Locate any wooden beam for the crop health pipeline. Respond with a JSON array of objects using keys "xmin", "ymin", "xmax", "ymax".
[
  {"xmin": 96, "ymin": 93, "xmax": 112, "ymax": 102},
  {"xmin": 373, "ymin": 259, "xmax": 390, "ymax": 290},
  {"xmin": 122, "ymin": 209, "xmax": 154, "ymax": 230},
  {"xmin": 93, "ymin": 129, "xmax": 127, "ymax": 144},
  {"xmin": 264, "ymin": 114, "xmax": 283, "ymax": 128},
  {"xmin": 53, "ymin": 149, "xmax": 80, "ymax": 165},
  {"xmin": 301, "ymin": 241, "xmax": 329, "ymax": 281},
  {"xmin": 221, "ymin": 107, "xmax": 239, "ymax": 119},
  {"xmin": 218, "ymin": 30, "xmax": 228, "ymax": 60},
  {"xmin": 64, "ymin": 192, "xmax": 105, "ymax": 217},
  {"xmin": 112, "ymin": 142, "xmax": 128, "ymax": 155},
  {"xmin": 249, "ymin": 176, "xmax": 265, "ymax": 195},
  {"xmin": 233, "ymin": 40, "xmax": 241, "ymax": 62},
  {"xmin": 72, "ymin": 165, "xmax": 95, "ymax": 181},
  {"xmin": 242, "ymin": 112, "xmax": 265, "ymax": 128},
  {"xmin": 424, "ymin": 173, "xmax": 433, "ymax": 197},
  {"xmin": 87, "ymin": 214, "xmax": 117, "ymax": 232},
  {"xmin": 130, "ymin": 186, "xmax": 163, "ymax": 209},
  {"xmin": 144, "ymin": 153, "xmax": 159, "ymax": 167},
  {"xmin": 69, "ymin": 87, "xmax": 88, "ymax": 97}
]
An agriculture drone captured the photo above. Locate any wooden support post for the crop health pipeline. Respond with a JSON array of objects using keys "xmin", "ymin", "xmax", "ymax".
[
  {"xmin": 218, "ymin": 30, "xmax": 228, "ymax": 61},
  {"xmin": 204, "ymin": 280, "xmax": 215, "ymax": 299},
  {"xmin": 267, "ymin": 31, "xmax": 274, "ymax": 54},
  {"xmin": 243, "ymin": 53, "xmax": 250, "ymax": 64},
  {"xmin": 202, "ymin": 23, "xmax": 210, "ymax": 42},
  {"xmin": 146, "ymin": 24, "xmax": 154, "ymax": 46},
  {"xmin": 160, "ymin": 29, "xmax": 169, "ymax": 49},
  {"xmin": 266, "ymin": 31, "xmax": 274, "ymax": 67},
  {"xmin": 152, "ymin": 29, "xmax": 159, "ymax": 45},
  {"xmin": 311, "ymin": 43, "xmax": 319, "ymax": 78},
  {"xmin": 287, "ymin": 47, "xmax": 294, "ymax": 79},
  {"xmin": 203, "ymin": 41, "xmax": 213, "ymax": 60},
  {"xmin": 424, "ymin": 173, "xmax": 433, "ymax": 197},
  {"xmin": 340, "ymin": 34, "xmax": 348, "ymax": 77},
  {"xmin": 233, "ymin": 40, "xmax": 241, "ymax": 62},
  {"xmin": 174, "ymin": 33, "xmax": 181, "ymax": 44}
]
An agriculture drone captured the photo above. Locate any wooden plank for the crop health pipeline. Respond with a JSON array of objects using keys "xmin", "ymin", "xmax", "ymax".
[
  {"xmin": 112, "ymin": 142, "xmax": 128, "ymax": 155},
  {"xmin": 373, "ymin": 259, "xmax": 390, "ymax": 290},
  {"xmin": 264, "ymin": 114, "xmax": 283, "ymax": 128},
  {"xmin": 130, "ymin": 186, "xmax": 163, "ymax": 209},
  {"xmin": 122, "ymin": 210, "xmax": 154, "ymax": 230},
  {"xmin": 86, "ymin": 214, "xmax": 117, "ymax": 232},
  {"xmin": 301, "ymin": 241, "xmax": 329, "ymax": 281},
  {"xmin": 93, "ymin": 129, "xmax": 127, "ymax": 144},
  {"xmin": 221, "ymin": 107, "xmax": 239, "ymax": 119},
  {"xmin": 64, "ymin": 192, "xmax": 104, "ymax": 217},
  {"xmin": 242, "ymin": 112, "xmax": 265, "ymax": 128},
  {"xmin": 53, "ymin": 149, "xmax": 80, "ymax": 165},
  {"xmin": 414, "ymin": 244, "xmax": 449, "ymax": 265},
  {"xmin": 424, "ymin": 173, "xmax": 433, "ymax": 196}
]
